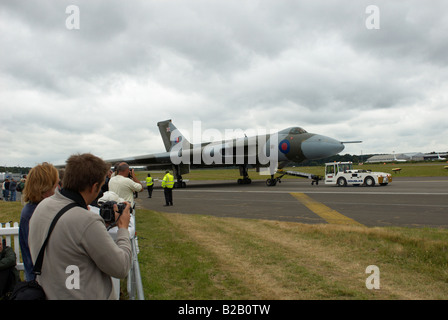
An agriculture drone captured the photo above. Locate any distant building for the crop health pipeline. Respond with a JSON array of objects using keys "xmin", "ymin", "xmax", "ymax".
[
  {"xmin": 423, "ymin": 152, "xmax": 447, "ymax": 161},
  {"xmin": 366, "ymin": 152, "xmax": 446, "ymax": 163},
  {"xmin": 366, "ymin": 153, "xmax": 410, "ymax": 163}
]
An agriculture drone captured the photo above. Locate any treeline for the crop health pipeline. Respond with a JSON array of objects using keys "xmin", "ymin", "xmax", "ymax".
[
  {"xmin": 1, "ymin": 166, "xmax": 32, "ymax": 174},
  {"xmin": 295, "ymin": 154, "xmax": 372, "ymax": 167}
]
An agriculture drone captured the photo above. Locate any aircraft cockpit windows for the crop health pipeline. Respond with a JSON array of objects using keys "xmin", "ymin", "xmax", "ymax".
[{"xmin": 290, "ymin": 127, "xmax": 307, "ymax": 135}]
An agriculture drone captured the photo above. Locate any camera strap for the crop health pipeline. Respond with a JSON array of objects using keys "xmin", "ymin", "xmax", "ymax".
[
  {"xmin": 33, "ymin": 202, "xmax": 78, "ymax": 275},
  {"xmin": 106, "ymin": 212, "xmax": 123, "ymax": 231}
]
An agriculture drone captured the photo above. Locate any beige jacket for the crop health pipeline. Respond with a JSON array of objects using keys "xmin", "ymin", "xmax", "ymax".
[
  {"xmin": 108, "ymin": 175, "xmax": 142, "ymax": 206},
  {"xmin": 29, "ymin": 191, "xmax": 132, "ymax": 300}
]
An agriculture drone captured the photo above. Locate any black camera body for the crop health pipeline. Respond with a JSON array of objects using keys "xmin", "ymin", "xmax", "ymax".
[{"xmin": 99, "ymin": 200, "xmax": 132, "ymax": 223}]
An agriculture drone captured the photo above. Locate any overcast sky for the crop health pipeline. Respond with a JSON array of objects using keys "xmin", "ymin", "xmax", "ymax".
[{"xmin": 1, "ymin": 0, "xmax": 447, "ymax": 167}]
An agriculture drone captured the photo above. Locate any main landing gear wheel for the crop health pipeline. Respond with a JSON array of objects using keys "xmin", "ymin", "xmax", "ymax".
[
  {"xmin": 174, "ymin": 181, "xmax": 187, "ymax": 188},
  {"xmin": 237, "ymin": 165, "xmax": 251, "ymax": 185},
  {"xmin": 173, "ymin": 166, "xmax": 187, "ymax": 188},
  {"xmin": 237, "ymin": 177, "xmax": 252, "ymax": 184}
]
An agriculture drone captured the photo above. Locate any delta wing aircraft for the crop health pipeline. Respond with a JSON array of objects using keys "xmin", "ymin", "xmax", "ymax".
[{"xmin": 106, "ymin": 120, "xmax": 357, "ymax": 187}]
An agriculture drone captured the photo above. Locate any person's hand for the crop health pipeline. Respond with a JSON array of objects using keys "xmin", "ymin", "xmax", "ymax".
[
  {"xmin": 130, "ymin": 169, "xmax": 140, "ymax": 182},
  {"xmin": 115, "ymin": 202, "xmax": 131, "ymax": 229}
]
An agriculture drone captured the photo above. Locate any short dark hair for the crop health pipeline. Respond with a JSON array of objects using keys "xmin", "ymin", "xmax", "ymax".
[{"xmin": 63, "ymin": 153, "xmax": 110, "ymax": 192}]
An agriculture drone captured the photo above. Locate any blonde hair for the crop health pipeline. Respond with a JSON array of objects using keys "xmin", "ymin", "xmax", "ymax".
[{"xmin": 22, "ymin": 162, "xmax": 59, "ymax": 203}]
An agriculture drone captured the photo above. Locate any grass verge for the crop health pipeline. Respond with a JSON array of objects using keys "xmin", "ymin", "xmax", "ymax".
[
  {"xmin": 2, "ymin": 201, "xmax": 447, "ymax": 300},
  {"xmin": 138, "ymin": 210, "xmax": 448, "ymax": 300}
]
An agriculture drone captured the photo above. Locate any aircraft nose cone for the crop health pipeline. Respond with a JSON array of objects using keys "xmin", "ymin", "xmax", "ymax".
[{"xmin": 302, "ymin": 134, "xmax": 345, "ymax": 160}]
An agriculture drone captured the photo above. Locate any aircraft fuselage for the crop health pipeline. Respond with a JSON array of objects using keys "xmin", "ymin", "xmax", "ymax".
[{"xmin": 110, "ymin": 122, "xmax": 345, "ymax": 174}]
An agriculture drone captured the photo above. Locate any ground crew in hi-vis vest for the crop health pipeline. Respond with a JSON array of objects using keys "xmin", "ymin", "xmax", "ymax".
[
  {"xmin": 162, "ymin": 170, "xmax": 174, "ymax": 206},
  {"xmin": 146, "ymin": 173, "xmax": 154, "ymax": 198}
]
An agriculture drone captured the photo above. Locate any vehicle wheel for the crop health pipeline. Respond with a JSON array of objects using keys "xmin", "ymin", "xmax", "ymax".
[
  {"xmin": 266, "ymin": 178, "xmax": 277, "ymax": 186},
  {"xmin": 365, "ymin": 176, "xmax": 375, "ymax": 187},
  {"xmin": 337, "ymin": 177, "xmax": 347, "ymax": 187}
]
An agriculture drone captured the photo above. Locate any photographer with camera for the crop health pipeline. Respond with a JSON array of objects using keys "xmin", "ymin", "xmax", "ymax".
[
  {"xmin": 97, "ymin": 191, "xmax": 133, "ymax": 231},
  {"xmin": 28, "ymin": 153, "xmax": 132, "ymax": 300},
  {"xmin": 108, "ymin": 162, "xmax": 143, "ymax": 209}
]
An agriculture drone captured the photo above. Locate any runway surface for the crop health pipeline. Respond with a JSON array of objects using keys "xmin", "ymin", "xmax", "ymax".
[{"xmin": 137, "ymin": 177, "xmax": 448, "ymax": 228}]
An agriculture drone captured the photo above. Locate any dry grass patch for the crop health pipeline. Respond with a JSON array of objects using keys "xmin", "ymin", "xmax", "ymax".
[{"xmin": 163, "ymin": 213, "xmax": 448, "ymax": 300}]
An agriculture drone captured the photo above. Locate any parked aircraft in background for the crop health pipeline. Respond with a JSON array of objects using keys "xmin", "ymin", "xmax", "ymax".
[
  {"xmin": 437, "ymin": 153, "xmax": 446, "ymax": 161},
  {"xmin": 393, "ymin": 152, "xmax": 407, "ymax": 163}
]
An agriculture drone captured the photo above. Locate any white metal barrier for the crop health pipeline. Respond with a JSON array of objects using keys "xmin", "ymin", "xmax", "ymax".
[
  {"xmin": 0, "ymin": 222, "xmax": 24, "ymax": 271},
  {"xmin": 127, "ymin": 235, "xmax": 144, "ymax": 300},
  {"xmin": 109, "ymin": 221, "xmax": 145, "ymax": 300}
]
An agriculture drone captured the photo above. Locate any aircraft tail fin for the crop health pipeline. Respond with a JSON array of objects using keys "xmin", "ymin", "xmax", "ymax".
[{"xmin": 157, "ymin": 119, "xmax": 191, "ymax": 152}]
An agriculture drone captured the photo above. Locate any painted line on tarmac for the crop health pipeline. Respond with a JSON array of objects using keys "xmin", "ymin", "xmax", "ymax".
[
  {"xmin": 290, "ymin": 193, "xmax": 365, "ymax": 227},
  {"xmin": 173, "ymin": 189, "xmax": 448, "ymax": 196}
]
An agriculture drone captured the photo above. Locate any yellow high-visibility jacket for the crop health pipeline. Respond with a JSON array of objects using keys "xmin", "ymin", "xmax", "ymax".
[
  {"xmin": 161, "ymin": 173, "xmax": 174, "ymax": 189},
  {"xmin": 146, "ymin": 177, "xmax": 153, "ymax": 187}
]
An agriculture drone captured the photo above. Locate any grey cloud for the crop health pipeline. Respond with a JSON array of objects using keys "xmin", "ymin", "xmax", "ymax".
[{"xmin": 0, "ymin": 0, "xmax": 447, "ymax": 166}]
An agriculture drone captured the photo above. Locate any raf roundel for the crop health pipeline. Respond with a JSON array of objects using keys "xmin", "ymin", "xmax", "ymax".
[{"xmin": 279, "ymin": 139, "xmax": 290, "ymax": 154}]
